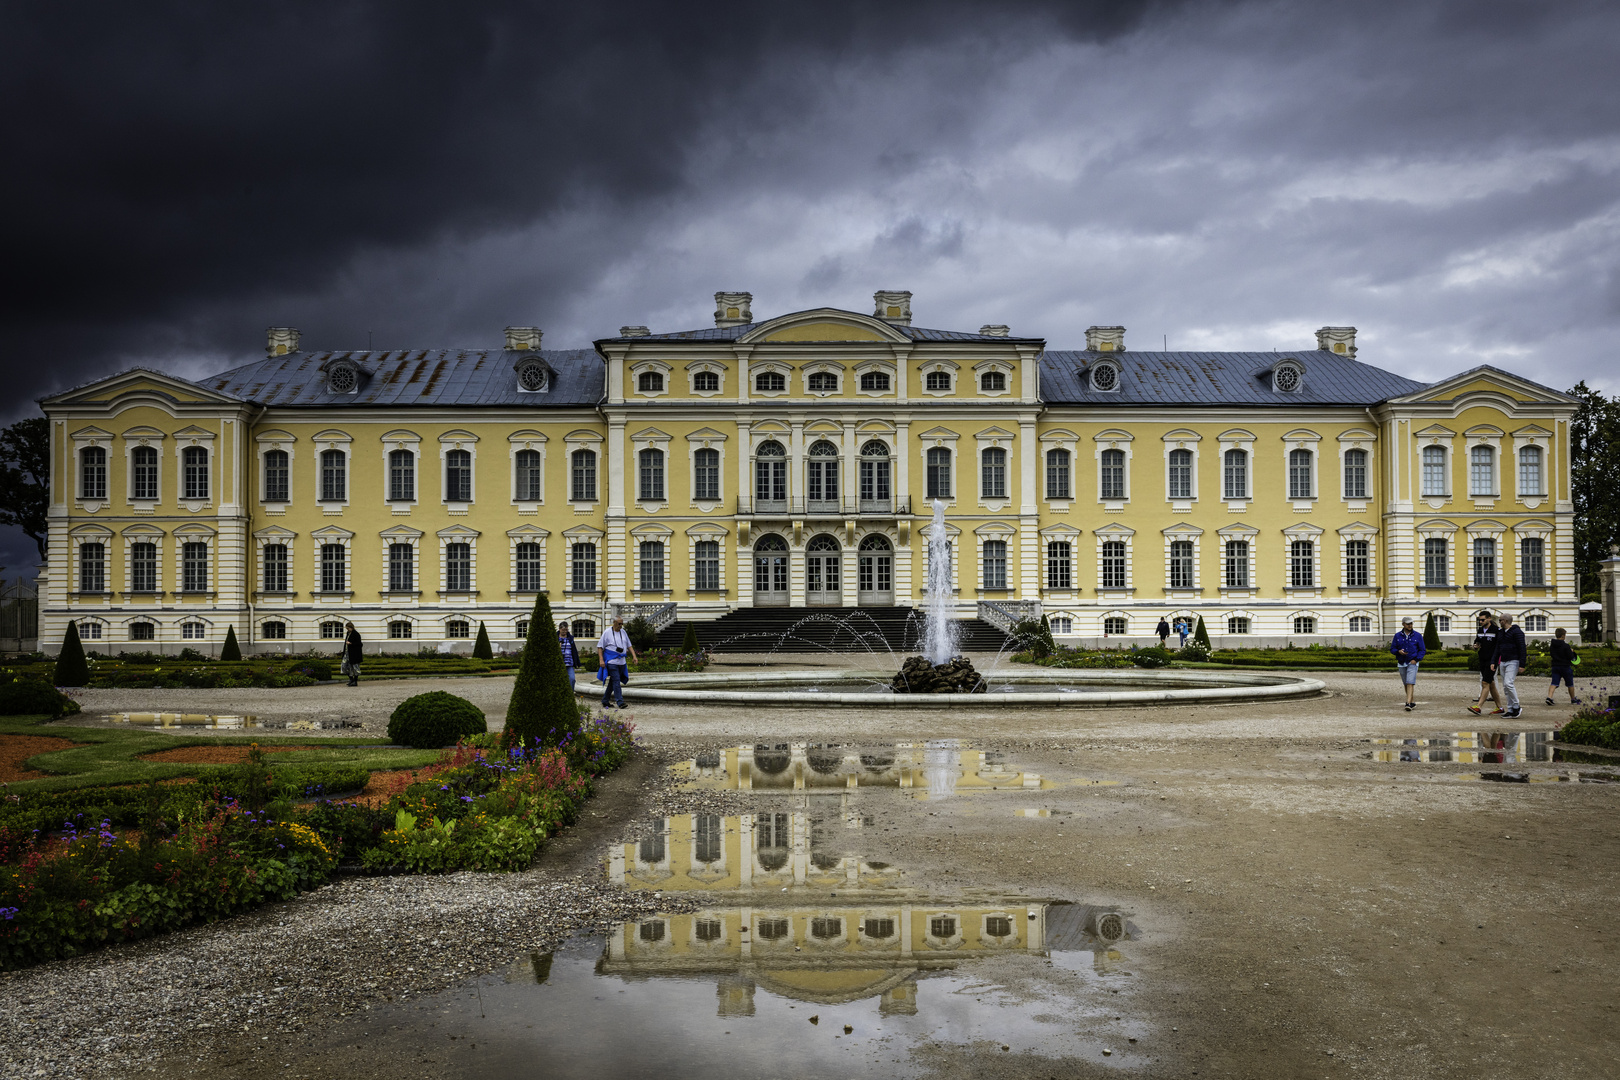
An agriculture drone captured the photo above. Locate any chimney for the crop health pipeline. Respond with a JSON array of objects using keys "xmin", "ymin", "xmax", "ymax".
[
  {"xmin": 1085, "ymin": 326, "xmax": 1125, "ymax": 352},
  {"xmin": 979, "ymin": 324, "xmax": 1009, "ymax": 337},
  {"xmin": 619, "ymin": 325, "xmax": 651, "ymax": 338},
  {"xmin": 266, "ymin": 327, "xmax": 300, "ymax": 356},
  {"xmin": 504, "ymin": 327, "xmax": 542, "ymax": 351},
  {"xmin": 714, "ymin": 292, "xmax": 753, "ymax": 328},
  {"xmin": 1315, "ymin": 326, "xmax": 1357, "ymax": 357},
  {"xmin": 873, "ymin": 290, "xmax": 912, "ymax": 326}
]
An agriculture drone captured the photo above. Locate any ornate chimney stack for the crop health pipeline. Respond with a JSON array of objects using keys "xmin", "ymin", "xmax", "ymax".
[
  {"xmin": 266, "ymin": 327, "xmax": 300, "ymax": 356},
  {"xmin": 504, "ymin": 327, "xmax": 542, "ymax": 351},
  {"xmin": 714, "ymin": 292, "xmax": 753, "ymax": 328},
  {"xmin": 979, "ymin": 324, "xmax": 1009, "ymax": 337},
  {"xmin": 1085, "ymin": 326, "xmax": 1125, "ymax": 352},
  {"xmin": 1315, "ymin": 326, "xmax": 1357, "ymax": 357},
  {"xmin": 619, "ymin": 326, "xmax": 651, "ymax": 338},
  {"xmin": 873, "ymin": 291, "xmax": 912, "ymax": 326}
]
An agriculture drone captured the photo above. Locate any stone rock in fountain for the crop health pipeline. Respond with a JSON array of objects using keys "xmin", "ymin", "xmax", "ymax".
[{"xmin": 892, "ymin": 655, "xmax": 987, "ymax": 694}]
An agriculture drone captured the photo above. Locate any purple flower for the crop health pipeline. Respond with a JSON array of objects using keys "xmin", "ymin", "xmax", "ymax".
[{"xmin": 0, "ymin": 907, "xmax": 18, "ymax": 920}]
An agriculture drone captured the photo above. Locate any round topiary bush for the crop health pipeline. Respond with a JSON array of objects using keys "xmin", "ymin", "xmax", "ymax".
[
  {"xmin": 0, "ymin": 680, "xmax": 81, "ymax": 718},
  {"xmin": 387, "ymin": 691, "xmax": 487, "ymax": 749}
]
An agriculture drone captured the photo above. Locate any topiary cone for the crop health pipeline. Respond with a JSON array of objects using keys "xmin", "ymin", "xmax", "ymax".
[
  {"xmin": 473, "ymin": 621, "xmax": 493, "ymax": 660},
  {"xmin": 220, "ymin": 624, "xmax": 242, "ymax": 661},
  {"xmin": 55, "ymin": 620, "xmax": 90, "ymax": 687},
  {"xmin": 1038, "ymin": 613, "xmax": 1056, "ymax": 655},
  {"xmin": 1423, "ymin": 611, "xmax": 1442, "ymax": 651},
  {"xmin": 503, "ymin": 592, "xmax": 579, "ymax": 749},
  {"xmin": 1193, "ymin": 615, "xmax": 1210, "ymax": 648},
  {"xmin": 680, "ymin": 621, "xmax": 700, "ymax": 654}
]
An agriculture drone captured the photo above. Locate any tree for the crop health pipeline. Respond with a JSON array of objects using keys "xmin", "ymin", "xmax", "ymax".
[
  {"xmin": 220, "ymin": 624, "xmax": 242, "ymax": 661},
  {"xmin": 502, "ymin": 592, "xmax": 579, "ymax": 749},
  {"xmin": 55, "ymin": 619, "xmax": 89, "ymax": 686},
  {"xmin": 680, "ymin": 621, "xmax": 700, "ymax": 654},
  {"xmin": 1570, "ymin": 382, "xmax": 1620, "ymax": 588},
  {"xmin": 1193, "ymin": 616, "xmax": 1210, "ymax": 648},
  {"xmin": 0, "ymin": 417, "xmax": 49, "ymax": 561},
  {"xmin": 1422, "ymin": 612, "xmax": 1441, "ymax": 652},
  {"xmin": 472, "ymin": 621, "xmax": 493, "ymax": 660}
]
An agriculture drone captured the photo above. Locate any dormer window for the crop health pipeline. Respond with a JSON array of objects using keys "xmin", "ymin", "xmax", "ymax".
[
  {"xmin": 1089, "ymin": 360, "xmax": 1119, "ymax": 393},
  {"xmin": 638, "ymin": 371, "xmax": 664, "ymax": 393},
  {"xmin": 516, "ymin": 358, "xmax": 548, "ymax": 392},
  {"xmin": 1273, "ymin": 361, "xmax": 1303, "ymax": 393},
  {"xmin": 327, "ymin": 360, "xmax": 359, "ymax": 394}
]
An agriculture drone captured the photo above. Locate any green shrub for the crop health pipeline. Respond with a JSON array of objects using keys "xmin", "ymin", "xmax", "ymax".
[
  {"xmin": 1131, "ymin": 645, "xmax": 1174, "ymax": 668},
  {"xmin": 1176, "ymin": 640, "xmax": 1212, "ymax": 662},
  {"xmin": 272, "ymin": 672, "xmax": 318, "ymax": 688},
  {"xmin": 680, "ymin": 622, "xmax": 700, "ymax": 654},
  {"xmin": 54, "ymin": 621, "xmax": 89, "ymax": 687},
  {"xmin": 292, "ymin": 658, "xmax": 333, "ymax": 681},
  {"xmin": 1011, "ymin": 618, "xmax": 1053, "ymax": 659},
  {"xmin": 1423, "ymin": 612, "xmax": 1442, "ymax": 652},
  {"xmin": 504, "ymin": 593, "xmax": 580, "ymax": 749},
  {"xmin": 387, "ymin": 691, "xmax": 488, "ymax": 749},
  {"xmin": 473, "ymin": 621, "xmax": 494, "ymax": 660},
  {"xmin": 0, "ymin": 680, "xmax": 80, "ymax": 718},
  {"xmin": 625, "ymin": 616, "xmax": 659, "ymax": 652},
  {"xmin": 1193, "ymin": 616, "xmax": 1210, "ymax": 648},
  {"xmin": 220, "ymin": 625, "xmax": 242, "ymax": 661}
]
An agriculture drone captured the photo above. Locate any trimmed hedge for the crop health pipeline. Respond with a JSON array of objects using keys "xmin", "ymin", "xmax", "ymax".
[
  {"xmin": 0, "ymin": 681, "xmax": 80, "ymax": 718},
  {"xmin": 387, "ymin": 691, "xmax": 487, "ymax": 749}
]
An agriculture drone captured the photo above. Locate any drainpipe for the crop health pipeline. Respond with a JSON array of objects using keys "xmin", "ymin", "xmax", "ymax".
[{"xmin": 245, "ymin": 403, "xmax": 267, "ymax": 657}]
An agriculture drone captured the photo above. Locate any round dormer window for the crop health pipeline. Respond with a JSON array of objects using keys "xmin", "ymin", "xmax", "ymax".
[
  {"xmin": 1090, "ymin": 362, "xmax": 1118, "ymax": 392},
  {"xmin": 327, "ymin": 361, "xmax": 358, "ymax": 394},
  {"xmin": 1274, "ymin": 363, "xmax": 1301, "ymax": 392},
  {"xmin": 517, "ymin": 359, "xmax": 547, "ymax": 392}
]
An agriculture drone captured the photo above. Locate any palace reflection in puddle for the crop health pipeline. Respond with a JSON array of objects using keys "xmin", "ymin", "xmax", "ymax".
[{"xmin": 678, "ymin": 740, "xmax": 1054, "ymax": 797}]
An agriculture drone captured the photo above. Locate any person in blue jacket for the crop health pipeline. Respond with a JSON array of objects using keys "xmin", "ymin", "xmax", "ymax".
[{"xmin": 1389, "ymin": 616, "xmax": 1427, "ymax": 711}]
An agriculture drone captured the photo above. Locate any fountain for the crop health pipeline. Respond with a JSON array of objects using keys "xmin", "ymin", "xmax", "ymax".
[{"xmin": 892, "ymin": 500, "xmax": 986, "ymax": 694}]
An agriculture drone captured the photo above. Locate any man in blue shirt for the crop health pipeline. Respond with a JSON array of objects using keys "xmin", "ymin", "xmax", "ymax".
[{"xmin": 1390, "ymin": 616, "xmax": 1427, "ymax": 712}]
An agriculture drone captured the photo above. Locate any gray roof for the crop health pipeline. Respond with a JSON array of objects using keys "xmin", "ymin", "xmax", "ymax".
[
  {"xmin": 596, "ymin": 313, "xmax": 1042, "ymax": 345},
  {"xmin": 1039, "ymin": 350, "xmax": 1431, "ymax": 407},
  {"xmin": 202, "ymin": 349, "xmax": 604, "ymax": 408}
]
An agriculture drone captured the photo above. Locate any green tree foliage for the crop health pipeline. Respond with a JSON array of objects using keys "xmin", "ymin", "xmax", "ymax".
[
  {"xmin": 473, "ymin": 621, "xmax": 493, "ymax": 660},
  {"xmin": 680, "ymin": 621, "xmax": 700, "ymax": 654},
  {"xmin": 1193, "ymin": 616, "xmax": 1210, "ymax": 648},
  {"xmin": 1570, "ymin": 381, "xmax": 1620, "ymax": 587},
  {"xmin": 220, "ymin": 624, "xmax": 242, "ymax": 661},
  {"xmin": 625, "ymin": 615, "xmax": 658, "ymax": 652},
  {"xmin": 1422, "ymin": 612, "xmax": 1441, "ymax": 651},
  {"xmin": 0, "ymin": 416, "xmax": 48, "ymax": 560},
  {"xmin": 55, "ymin": 619, "xmax": 89, "ymax": 686},
  {"xmin": 503, "ymin": 592, "xmax": 579, "ymax": 748}
]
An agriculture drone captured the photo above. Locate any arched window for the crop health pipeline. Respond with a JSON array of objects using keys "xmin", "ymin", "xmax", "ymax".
[
  {"xmin": 806, "ymin": 440, "xmax": 838, "ymax": 509},
  {"xmin": 515, "ymin": 541, "xmax": 543, "ymax": 591},
  {"xmin": 1099, "ymin": 448, "xmax": 1126, "ymax": 500},
  {"xmin": 1046, "ymin": 448, "xmax": 1071, "ymax": 499},
  {"xmin": 1227, "ymin": 616, "xmax": 1250, "ymax": 635},
  {"xmin": 638, "ymin": 448, "xmax": 665, "ymax": 501},
  {"xmin": 261, "ymin": 621, "xmax": 287, "ymax": 640},
  {"xmin": 1046, "ymin": 541, "xmax": 1071, "ymax": 589},
  {"xmin": 980, "ymin": 447, "xmax": 1006, "ymax": 499},
  {"xmin": 926, "ymin": 447, "xmax": 952, "ymax": 500},
  {"xmin": 260, "ymin": 448, "xmax": 286, "ymax": 502},
  {"xmin": 1224, "ymin": 540, "xmax": 1249, "ymax": 588},
  {"xmin": 130, "ymin": 542, "xmax": 157, "ymax": 592},
  {"xmin": 755, "ymin": 441, "xmax": 786, "ymax": 507},
  {"xmin": 1343, "ymin": 448, "xmax": 1368, "ymax": 500},
  {"xmin": 1101, "ymin": 540, "xmax": 1127, "ymax": 588},
  {"xmin": 693, "ymin": 370, "xmax": 719, "ymax": 392},
  {"xmin": 926, "ymin": 370, "xmax": 951, "ymax": 391},
  {"xmin": 983, "ymin": 539, "xmax": 1007, "ymax": 590},
  {"xmin": 571, "ymin": 542, "xmax": 597, "ymax": 592},
  {"xmin": 1518, "ymin": 445, "xmax": 1543, "ymax": 496},
  {"xmin": 638, "ymin": 540, "xmax": 665, "ymax": 591},
  {"xmin": 445, "ymin": 542, "xmax": 471, "ymax": 592},
  {"xmin": 859, "ymin": 440, "xmax": 891, "ymax": 509},
  {"xmin": 694, "ymin": 447, "xmax": 720, "ymax": 501},
  {"xmin": 1169, "ymin": 539, "xmax": 1195, "ymax": 588},
  {"xmin": 1293, "ymin": 616, "xmax": 1316, "ymax": 635},
  {"xmin": 755, "ymin": 371, "xmax": 786, "ymax": 393},
  {"xmin": 445, "ymin": 448, "xmax": 472, "ymax": 502},
  {"xmin": 319, "ymin": 449, "xmax": 346, "ymax": 502},
  {"xmin": 182, "ymin": 541, "xmax": 209, "ymax": 592},
  {"xmin": 1469, "ymin": 445, "xmax": 1494, "ymax": 496},
  {"xmin": 1223, "ymin": 448, "xmax": 1248, "ymax": 500},
  {"xmin": 388, "ymin": 448, "xmax": 415, "ymax": 502},
  {"xmin": 807, "ymin": 371, "xmax": 838, "ymax": 392},
  {"xmin": 637, "ymin": 370, "xmax": 664, "ymax": 393},
  {"xmin": 388, "ymin": 543, "xmax": 414, "ymax": 592},
  {"xmin": 980, "ymin": 370, "xmax": 1006, "ymax": 392},
  {"xmin": 1167, "ymin": 449, "xmax": 1193, "ymax": 500},
  {"xmin": 80, "ymin": 447, "xmax": 107, "ymax": 500},
  {"xmin": 445, "ymin": 620, "xmax": 469, "ymax": 639},
  {"xmin": 79, "ymin": 542, "xmax": 105, "ymax": 593},
  {"xmin": 1103, "ymin": 616, "xmax": 1128, "ymax": 636},
  {"xmin": 515, "ymin": 449, "xmax": 542, "ymax": 501},
  {"xmin": 571, "ymin": 448, "xmax": 597, "ymax": 501},
  {"xmin": 1421, "ymin": 446, "xmax": 1447, "ymax": 496},
  {"xmin": 388, "ymin": 620, "xmax": 413, "ymax": 640},
  {"xmin": 321, "ymin": 620, "xmax": 345, "ymax": 639},
  {"xmin": 320, "ymin": 543, "xmax": 346, "ymax": 593},
  {"xmin": 859, "ymin": 370, "xmax": 890, "ymax": 392},
  {"xmin": 129, "ymin": 621, "xmax": 155, "ymax": 641},
  {"xmin": 1288, "ymin": 448, "xmax": 1314, "ymax": 499},
  {"xmin": 182, "ymin": 446, "xmax": 209, "ymax": 500},
  {"xmin": 262, "ymin": 543, "xmax": 288, "ymax": 592}
]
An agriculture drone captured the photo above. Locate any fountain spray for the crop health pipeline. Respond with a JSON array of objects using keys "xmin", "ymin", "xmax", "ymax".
[{"xmin": 923, "ymin": 499, "xmax": 960, "ymax": 665}]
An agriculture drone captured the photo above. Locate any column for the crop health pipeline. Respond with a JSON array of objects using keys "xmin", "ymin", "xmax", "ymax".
[{"xmin": 1602, "ymin": 544, "xmax": 1620, "ymax": 644}]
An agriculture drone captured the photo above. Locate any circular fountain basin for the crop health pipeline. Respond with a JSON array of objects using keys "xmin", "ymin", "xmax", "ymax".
[{"xmin": 582, "ymin": 669, "xmax": 1325, "ymax": 708}]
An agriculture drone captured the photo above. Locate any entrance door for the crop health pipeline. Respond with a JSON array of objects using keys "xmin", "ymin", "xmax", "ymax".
[
  {"xmin": 753, "ymin": 534, "xmax": 790, "ymax": 607},
  {"xmin": 857, "ymin": 535, "xmax": 894, "ymax": 606},
  {"xmin": 805, "ymin": 534, "xmax": 842, "ymax": 606}
]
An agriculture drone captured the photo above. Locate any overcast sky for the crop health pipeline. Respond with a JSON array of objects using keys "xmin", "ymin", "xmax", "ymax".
[{"xmin": 3, "ymin": 0, "xmax": 1617, "ymax": 571}]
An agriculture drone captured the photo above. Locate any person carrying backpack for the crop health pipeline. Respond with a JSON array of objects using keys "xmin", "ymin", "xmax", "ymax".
[{"xmin": 1546, "ymin": 627, "xmax": 1581, "ymax": 706}]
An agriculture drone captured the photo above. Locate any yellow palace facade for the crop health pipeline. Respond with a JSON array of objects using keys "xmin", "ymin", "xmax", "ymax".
[{"xmin": 38, "ymin": 290, "xmax": 1578, "ymax": 653}]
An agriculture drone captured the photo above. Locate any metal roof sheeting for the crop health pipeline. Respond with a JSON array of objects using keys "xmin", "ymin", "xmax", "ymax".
[
  {"xmin": 1039, "ymin": 350, "xmax": 1430, "ymax": 406},
  {"xmin": 203, "ymin": 349, "xmax": 603, "ymax": 408},
  {"xmin": 596, "ymin": 319, "xmax": 1039, "ymax": 345}
]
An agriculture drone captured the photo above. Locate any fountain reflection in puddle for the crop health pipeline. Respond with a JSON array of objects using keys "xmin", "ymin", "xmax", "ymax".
[{"xmin": 679, "ymin": 741, "xmax": 1055, "ymax": 797}]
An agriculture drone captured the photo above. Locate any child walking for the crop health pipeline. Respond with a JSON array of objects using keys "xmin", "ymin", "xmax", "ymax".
[{"xmin": 1546, "ymin": 627, "xmax": 1581, "ymax": 706}]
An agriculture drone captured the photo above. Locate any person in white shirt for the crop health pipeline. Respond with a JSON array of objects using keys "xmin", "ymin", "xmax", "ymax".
[{"xmin": 597, "ymin": 615, "xmax": 638, "ymax": 709}]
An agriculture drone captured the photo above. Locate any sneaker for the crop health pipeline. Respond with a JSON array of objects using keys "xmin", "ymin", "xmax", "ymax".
[
  {"xmin": 1546, "ymin": 697, "xmax": 1555, "ymax": 706},
  {"xmin": 1405, "ymin": 702, "xmax": 1416, "ymax": 711},
  {"xmin": 1572, "ymin": 698, "xmax": 1583, "ymax": 705},
  {"xmin": 1490, "ymin": 709, "xmax": 1505, "ymax": 715},
  {"xmin": 1503, "ymin": 709, "xmax": 1522, "ymax": 719},
  {"xmin": 1467, "ymin": 705, "xmax": 1482, "ymax": 715}
]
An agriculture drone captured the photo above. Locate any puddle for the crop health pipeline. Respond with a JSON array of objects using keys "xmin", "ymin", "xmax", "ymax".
[
  {"xmin": 1370, "ymin": 731, "xmax": 1556, "ymax": 764},
  {"xmin": 1466, "ymin": 771, "xmax": 1619, "ymax": 784},
  {"xmin": 679, "ymin": 742, "xmax": 1053, "ymax": 796},
  {"xmin": 609, "ymin": 811, "xmax": 901, "ymax": 893},
  {"xmin": 111, "ymin": 713, "xmax": 362, "ymax": 730}
]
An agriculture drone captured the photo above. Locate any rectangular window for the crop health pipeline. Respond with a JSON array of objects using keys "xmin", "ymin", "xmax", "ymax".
[
  {"xmin": 1344, "ymin": 539, "xmax": 1369, "ymax": 588},
  {"xmin": 926, "ymin": 448, "xmax": 952, "ymax": 500},
  {"xmin": 1288, "ymin": 449, "xmax": 1314, "ymax": 500},
  {"xmin": 261, "ymin": 621, "xmax": 286, "ymax": 639},
  {"xmin": 980, "ymin": 448, "xmax": 1006, "ymax": 500},
  {"xmin": 1343, "ymin": 449, "xmax": 1367, "ymax": 499},
  {"xmin": 182, "ymin": 541, "xmax": 208, "ymax": 592},
  {"xmin": 1046, "ymin": 541, "xmax": 1071, "ymax": 590},
  {"xmin": 1348, "ymin": 615, "xmax": 1371, "ymax": 633},
  {"xmin": 1224, "ymin": 540, "xmax": 1250, "ymax": 588},
  {"xmin": 77, "ymin": 622, "xmax": 101, "ymax": 640},
  {"xmin": 1227, "ymin": 616, "xmax": 1250, "ymax": 634},
  {"xmin": 388, "ymin": 543, "xmax": 414, "ymax": 592},
  {"xmin": 1167, "ymin": 449, "xmax": 1192, "ymax": 499},
  {"xmin": 1289, "ymin": 539, "xmax": 1314, "ymax": 588},
  {"xmin": 1045, "ymin": 449, "xmax": 1071, "ymax": 499},
  {"xmin": 1518, "ymin": 446, "xmax": 1544, "ymax": 496},
  {"xmin": 514, "ymin": 542, "xmax": 543, "ymax": 592},
  {"xmin": 132, "ymin": 446, "xmax": 160, "ymax": 501},
  {"xmin": 694, "ymin": 540, "xmax": 720, "ymax": 590},
  {"xmin": 639, "ymin": 448, "xmax": 665, "ymax": 501},
  {"xmin": 183, "ymin": 447, "xmax": 209, "ymax": 500},
  {"xmin": 1049, "ymin": 616, "xmax": 1072, "ymax": 634},
  {"xmin": 571, "ymin": 543, "xmax": 598, "ymax": 593},
  {"xmin": 1103, "ymin": 616, "xmax": 1128, "ymax": 635},
  {"xmin": 983, "ymin": 539, "xmax": 1007, "ymax": 590},
  {"xmin": 1524, "ymin": 614, "xmax": 1547, "ymax": 632},
  {"xmin": 1223, "ymin": 449, "xmax": 1248, "ymax": 499},
  {"xmin": 1100, "ymin": 540, "xmax": 1128, "ymax": 589},
  {"xmin": 130, "ymin": 621, "xmax": 155, "ymax": 641},
  {"xmin": 1421, "ymin": 446, "xmax": 1447, "ymax": 496},
  {"xmin": 1293, "ymin": 616, "xmax": 1316, "ymax": 634},
  {"xmin": 389, "ymin": 449, "xmax": 415, "ymax": 502},
  {"xmin": 1469, "ymin": 446, "xmax": 1494, "ymax": 496},
  {"xmin": 694, "ymin": 448, "xmax": 721, "ymax": 501},
  {"xmin": 320, "ymin": 450, "xmax": 346, "ymax": 502},
  {"xmin": 262, "ymin": 449, "xmax": 288, "ymax": 502},
  {"xmin": 1423, "ymin": 537, "xmax": 1448, "ymax": 587},
  {"xmin": 445, "ymin": 621, "xmax": 469, "ymax": 638},
  {"xmin": 181, "ymin": 621, "xmax": 205, "ymax": 640},
  {"xmin": 515, "ymin": 449, "xmax": 542, "ymax": 501},
  {"xmin": 1472, "ymin": 537, "xmax": 1497, "ymax": 586},
  {"xmin": 1435, "ymin": 615, "xmax": 1452, "ymax": 632},
  {"xmin": 445, "ymin": 449, "xmax": 472, "ymax": 502},
  {"xmin": 262, "ymin": 543, "xmax": 288, "ymax": 592},
  {"xmin": 1520, "ymin": 537, "xmax": 1545, "ymax": 586},
  {"xmin": 1099, "ymin": 449, "xmax": 1126, "ymax": 500},
  {"xmin": 321, "ymin": 621, "xmax": 345, "ymax": 639},
  {"xmin": 81, "ymin": 447, "xmax": 107, "ymax": 500},
  {"xmin": 79, "ymin": 542, "xmax": 105, "ymax": 592},
  {"xmin": 130, "ymin": 542, "xmax": 157, "ymax": 592},
  {"xmin": 320, "ymin": 543, "xmax": 346, "ymax": 593},
  {"xmin": 571, "ymin": 449, "xmax": 597, "ymax": 501},
  {"xmin": 1168, "ymin": 539, "xmax": 1195, "ymax": 589},
  {"xmin": 389, "ymin": 621, "xmax": 412, "ymax": 639},
  {"xmin": 639, "ymin": 541, "xmax": 665, "ymax": 591},
  {"xmin": 446, "ymin": 542, "xmax": 471, "ymax": 592}
]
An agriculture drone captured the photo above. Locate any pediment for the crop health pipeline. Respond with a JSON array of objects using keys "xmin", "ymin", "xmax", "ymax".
[
  {"xmin": 505, "ymin": 524, "xmax": 550, "ymax": 538},
  {"xmin": 741, "ymin": 308, "xmax": 908, "ymax": 344},
  {"xmin": 380, "ymin": 525, "xmax": 425, "ymax": 539},
  {"xmin": 1387, "ymin": 366, "xmax": 1577, "ymax": 406},
  {"xmin": 41, "ymin": 368, "xmax": 244, "ymax": 409},
  {"xmin": 684, "ymin": 427, "xmax": 730, "ymax": 442}
]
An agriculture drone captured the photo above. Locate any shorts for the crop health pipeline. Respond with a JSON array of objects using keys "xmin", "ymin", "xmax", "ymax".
[
  {"xmin": 1549, "ymin": 665, "xmax": 1574, "ymax": 688},
  {"xmin": 1479, "ymin": 666, "xmax": 1496, "ymax": 683},
  {"xmin": 1398, "ymin": 662, "xmax": 1419, "ymax": 686}
]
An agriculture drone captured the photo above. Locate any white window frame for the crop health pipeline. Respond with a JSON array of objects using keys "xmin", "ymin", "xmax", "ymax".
[
  {"xmin": 687, "ymin": 524, "xmax": 728, "ymax": 595},
  {"xmin": 1162, "ymin": 525, "xmax": 1202, "ymax": 594},
  {"xmin": 563, "ymin": 525, "xmax": 605, "ymax": 597},
  {"xmin": 509, "ymin": 430, "xmax": 547, "ymax": 512},
  {"xmin": 1095, "ymin": 524, "xmax": 1134, "ymax": 595},
  {"xmin": 380, "ymin": 526, "xmax": 424, "ymax": 596},
  {"xmin": 1281, "ymin": 430, "xmax": 1321, "ymax": 506},
  {"xmin": 506, "ymin": 525, "xmax": 549, "ymax": 596},
  {"xmin": 253, "ymin": 526, "xmax": 296, "ymax": 596},
  {"xmin": 172, "ymin": 428, "xmax": 217, "ymax": 509},
  {"xmin": 379, "ymin": 430, "xmax": 422, "ymax": 509},
  {"xmin": 439, "ymin": 430, "xmax": 479, "ymax": 511},
  {"xmin": 565, "ymin": 430, "xmax": 604, "ymax": 505},
  {"xmin": 686, "ymin": 430, "xmax": 728, "ymax": 508},
  {"xmin": 122, "ymin": 427, "xmax": 166, "ymax": 509},
  {"xmin": 1465, "ymin": 436, "xmax": 1500, "ymax": 498},
  {"xmin": 1282, "ymin": 524, "xmax": 1324, "ymax": 595},
  {"xmin": 751, "ymin": 362, "xmax": 791, "ymax": 398},
  {"xmin": 70, "ymin": 527, "xmax": 113, "ymax": 595},
  {"xmin": 974, "ymin": 429, "xmax": 1014, "ymax": 509},
  {"xmin": 1039, "ymin": 430, "xmax": 1078, "ymax": 506},
  {"xmin": 1417, "ymin": 522, "xmax": 1454, "ymax": 589},
  {"xmin": 122, "ymin": 527, "xmax": 164, "ymax": 595},
  {"xmin": 1218, "ymin": 525, "xmax": 1258, "ymax": 594},
  {"xmin": 1465, "ymin": 522, "xmax": 1505, "ymax": 589},
  {"xmin": 972, "ymin": 358, "xmax": 1013, "ymax": 398},
  {"xmin": 1217, "ymin": 430, "xmax": 1255, "ymax": 507},
  {"xmin": 918, "ymin": 428, "xmax": 961, "ymax": 506},
  {"xmin": 173, "ymin": 526, "xmax": 215, "ymax": 596},
  {"xmin": 311, "ymin": 526, "xmax": 355, "ymax": 595},
  {"xmin": 802, "ymin": 361, "xmax": 843, "ymax": 397},
  {"xmin": 1337, "ymin": 524, "xmax": 1378, "ymax": 592},
  {"xmin": 854, "ymin": 360, "xmax": 895, "ymax": 397},
  {"xmin": 629, "ymin": 359, "xmax": 673, "ymax": 399},
  {"xmin": 1162, "ymin": 430, "xmax": 1201, "ymax": 505},
  {"xmin": 1511, "ymin": 427, "xmax": 1551, "ymax": 502},
  {"xmin": 1514, "ymin": 522, "xmax": 1552, "ymax": 588},
  {"xmin": 437, "ymin": 525, "xmax": 479, "ymax": 596},
  {"xmin": 255, "ymin": 430, "xmax": 294, "ymax": 511},
  {"xmin": 312, "ymin": 430, "xmax": 353, "ymax": 512},
  {"xmin": 686, "ymin": 361, "xmax": 726, "ymax": 398},
  {"xmin": 921, "ymin": 360, "xmax": 959, "ymax": 397},
  {"xmin": 632, "ymin": 429, "xmax": 672, "ymax": 508},
  {"xmin": 1094, "ymin": 431, "xmax": 1133, "ymax": 508}
]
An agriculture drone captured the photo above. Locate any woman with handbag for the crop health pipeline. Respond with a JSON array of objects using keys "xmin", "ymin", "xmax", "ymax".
[{"xmin": 342, "ymin": 621, "xmax": 363, "ymax": 687}]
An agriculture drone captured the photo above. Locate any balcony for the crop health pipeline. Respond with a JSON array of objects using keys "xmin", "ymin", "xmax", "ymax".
[{"xmin": 736, "ymin": 495, "xmax": 912, "ymax": 517}]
